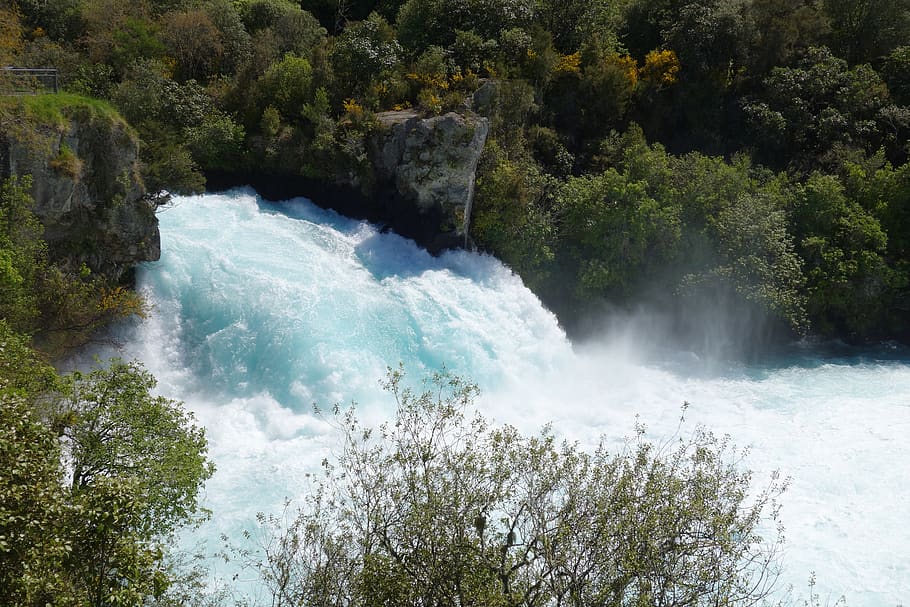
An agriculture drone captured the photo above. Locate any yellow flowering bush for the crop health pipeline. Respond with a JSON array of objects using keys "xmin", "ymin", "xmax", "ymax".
[
  {"xmin": 554, "ymin": 52, "xmax": 582, "ymax": 75},
  {"xmin": 641, "ymin": 49, "xmax": 681, "ymax": 86}
]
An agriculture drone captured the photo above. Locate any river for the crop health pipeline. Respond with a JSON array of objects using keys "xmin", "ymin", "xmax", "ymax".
[{"xmin": 103, "ymin": 190, "xmax": 910, "ymax": 606}]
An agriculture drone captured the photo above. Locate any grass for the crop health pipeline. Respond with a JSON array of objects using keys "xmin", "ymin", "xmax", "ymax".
[{"xmin": 0, "ymin": 92, "xmax": 125, "ymax": 131}]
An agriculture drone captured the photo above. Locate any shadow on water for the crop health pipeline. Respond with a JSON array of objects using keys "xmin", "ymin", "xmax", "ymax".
[
  {"xmin": 352, "ymin": 230, "xmax": 438, "ymax": 281},
  {"xmin": 255, "ymin": 192, "xmax": 364, "ymax": 236},
  {"xmin": 250, "ymin": 190, "xmax": 483, "ymax": 284}
]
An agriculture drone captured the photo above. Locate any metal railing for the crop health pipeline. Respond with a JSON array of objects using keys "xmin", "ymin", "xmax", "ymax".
[{"xmin": 1, "ymin": 67, "xmax": 59, "ymax": 95}]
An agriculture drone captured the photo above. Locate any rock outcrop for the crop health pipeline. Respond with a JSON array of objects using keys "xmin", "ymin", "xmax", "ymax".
[
  {"xmin": 211, "ymin": 106, "xmax": 489, "ymax": 254},
  {"xmin": 370, "ymin": 110, "xmax": 489, "ymax": 252},
  {"xmin": 0, "ymin": 101, "xmax": 159, "ymax": 281}
]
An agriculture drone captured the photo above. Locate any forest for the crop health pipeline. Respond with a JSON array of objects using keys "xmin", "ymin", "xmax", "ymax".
[
  {"xmin": 2, "ymin": 0, "xmax": 908, "ymax": 342},
  {"xmin": 1, "ymin": 0, "xmax": 909, "ymax": 604}
]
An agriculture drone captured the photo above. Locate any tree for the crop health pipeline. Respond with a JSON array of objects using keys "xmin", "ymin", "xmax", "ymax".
[
  {"xmin": 240, "ymin": 0, "xmax": 327, "ymax": 58},
  {"xmin": 536, "ymin": 0, "xmax": 624, "ymax": 53},
  {"xmin": 14, "ymin": 0, "xmax": 82, "ymax": 40},
  {"xmin": 78, "ymin": 1, "xmax": 165, "ymax": 78},
  {"xmin": 822, "ymin": 0, "xmax": 910, "ymax": 64},
  {"xmin": 791, "ymin": 172, "xmax": 899, "ymax": 335},
  {"xmin": 0, "ymin": 320, "xmax": 58, "ymax": 400},
  {"xmin": 203, "ymin": 0, "xmax": 253, "ymax": 76},
  {"xmin": 245, "ymin": 368, "xmax": 787, "ymax": 607},
  {"xmin": 472, "ymin": 140, "xmax": 557, "ymax": 289},
  {"xmin": 58, "ymin": 360, "xmax": 215, "ymax": 538},
  {"xmin": 113, "ymin": 60, "xmax": 212, "ymax": 196},
  {"xmin": 742, "ymin": 47, "xmax": 895, "ymax": 170},
  {"xmin": 745, "ymin": 0, "xmax": 828, "ymax": 76},
  {"xmin": 0, "ymin": 175, "xmax": 46, "ymax": 332},
  {"xmin": 161, "ymin": 9, "xmax": 225, "ymax": 82},
  {"xmin": 0, "ymin": 6, "xmax": 23, "ymax": 67},
  {"xmin": 185, "ymin": 112, "xmax": 246, "ymax": 171},
  {"xmin": 257, "ymin": 54, "xmax": 315, "ymax": 120},
  {"xmin": 0, "ymin": 390, "xmax": 66, "ymax": 605},
  {"xmin": 331, "ymin": 12, "xmax": 402, "ymax": 100},
  {"xmin": 556, "ymin": 169, "xmax": 682, "ymax": 302},
  {"xmin": 395, "ymin": 0, "xmax": 448, "ymax": 55},
  {"xmin": 396, "ymin": 0, "xmax": 536, "ymax": 57},
  {"xmin": 663, "ymin": 0, "xmax": 755, "ymax": 83},
  {"xmin": 1, "ymin": 348, "xmax": 215, "ymax": 607},
  {"xmin": 881, "ymin": 46, "xmax": 910, "ymax": 105}
]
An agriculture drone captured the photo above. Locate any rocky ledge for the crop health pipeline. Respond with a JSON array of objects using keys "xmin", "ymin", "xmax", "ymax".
[
  {"xmin": 0, "ymin": 99, "xmax": 159, "ymax": 282},
  {"xmin": 370, "ymin": 110, "xmax": 489, "ymax": 252}
]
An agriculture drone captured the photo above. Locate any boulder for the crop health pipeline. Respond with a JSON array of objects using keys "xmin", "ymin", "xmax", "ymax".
[{"xmin": 371, "ymin": 110, "xmax": 489, "ymax": 251}]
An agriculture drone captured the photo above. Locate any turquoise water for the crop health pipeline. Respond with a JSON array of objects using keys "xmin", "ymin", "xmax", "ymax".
[{"xmin": 113, "ymin": 190, "xmax": 910, "ymax": 606}]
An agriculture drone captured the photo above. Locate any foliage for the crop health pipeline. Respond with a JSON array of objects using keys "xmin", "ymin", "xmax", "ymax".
[
  {"xmin": 472, "ymin": 140, "xmax": 557, "ymax": 286},
  {"xmin": 539, "ymin": 129, "xmax": 809, "ymax": 334},
  {"xmin": 185, "ymin": 112, "xmax": 246, "ymax": 170},
  {"xmin": 0, "ymin": 174, "xmax": 147, "ymax": 354},
  {"xmin": 746, "ymin": 0, "xmax": 828, "ymax": 75},
  {"xmin": 556, "ymin": 169, "xmax": 681, "ymax": 301},
  {"xmin": 0, "ymin": 320, "xmax": 58, "ymax": 399},
  {"xmin": 0, "ymin": 343, "xmax": 214, "ymax": 607},
  {"xmin": 59, "ymin": 359, "xmax": 215, "ymax": 536},
  {"xmin": 823, "ymin": 0, "xmax": 910, "ymax": 63},
  {"xmin": 0, "ymin": 393, "xmax": 71, "ymax": 607},
  {"xmin": 396, "ymin": 0, "xmax": 535, "ymax": 56},
  {"xmin": 202, "ymin": 0, "xmax": 252, "ymax": 75},
  {"xmin": 0, "ymin": 6, "xmax": 24, "ymax": 66},
  {"xmin": 161, "ymin": 8, "xmax": 225, "ymax": 82},
  {"xmin": 14, "ymin": 0, "xmax": 82, "ymax": 40},
  {"xmin": 257, "ymin": 53, "xmax": 315, "ymax": 120},
  {"xmin": 743, "ymin": 47, "xmax": 897, "ymax": 170},
  {"xmin": 240, "ymin": 0, "xmax": 326, "ymax": 58},
  {"xmin": 331, "ymin": 12, "xmax": 401, "ymax": 100},
  {"xmin": 112, "ymin": 60, "xmax": 212, "ymax": 194},
  {"xmin": 791, "ymin": 172, "xmax": 902, "ymax": 335},
  {"xmin": 681, "ymin": 180, "xmax": 808, "ymax": 333},
  {"xmin": 245, "ymin": 368, "xmax": 787, "ymax": 607},
  {"xmin": 881, "ymin": 46, "xmax": 910, "ymax": 105},
  {"xmin": 0, "ymin": 175, "xmax": 46, "ymax": 331}
]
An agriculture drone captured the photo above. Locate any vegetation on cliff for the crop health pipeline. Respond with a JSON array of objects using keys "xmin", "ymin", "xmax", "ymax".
[
  {"xmin": 3, "ymin": 0, "xmax": 909, "ymax": 341},
  {"xmin": 0, "ymin": 174, "xmax": 147, "ymax": 354}
]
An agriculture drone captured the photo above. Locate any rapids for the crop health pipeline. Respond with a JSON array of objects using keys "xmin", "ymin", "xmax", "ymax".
[{"xmin": 104, "ymin": 190, "xmax": 909, "ymax": 606}]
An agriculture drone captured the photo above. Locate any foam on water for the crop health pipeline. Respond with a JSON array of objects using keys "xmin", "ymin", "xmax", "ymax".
[{"xmin": 107, "ymin": 190, "xmax": 909, "ymax": 606}]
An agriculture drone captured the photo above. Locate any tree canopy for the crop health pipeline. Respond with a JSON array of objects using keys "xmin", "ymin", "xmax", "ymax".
[
  {"xmin": 5, "ymin": 0, "xmax": 910, "ymax": 342},
  {"xmin": 239, "ymin": 368, "xmax": 787, "ymax": 607}
]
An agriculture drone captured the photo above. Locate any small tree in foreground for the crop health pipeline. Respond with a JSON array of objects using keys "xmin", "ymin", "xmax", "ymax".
[
  {"xmin": 248, "ymin": 368, "xmax": 787, "ymax": 607},
  {"xmin": 0, "ymin": 350, "xmax": 216, "ymax": 607}
]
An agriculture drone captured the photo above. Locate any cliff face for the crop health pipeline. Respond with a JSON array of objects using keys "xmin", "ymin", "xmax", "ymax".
[
  {"xmin": 369, "ymin": 110, "xmax": 489, "ymax": 252},
  {"xmin": 210, "ymin": 106, "xmax": 490, "ymax": 254},
  {"xmin": 0, "ymin": 99, "xmax": 159, "ymax": 281}
]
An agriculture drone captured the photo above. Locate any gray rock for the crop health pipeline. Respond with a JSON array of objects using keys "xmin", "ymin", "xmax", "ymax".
[
  {"xmin": 1, "ymin": 109, "xmax": 159, "ymax": 281},
  {"xmin": 469, "ymin": 80, "xmax": 498, "ymax": 118},
  {"xmin": 371, "ymin": 110, "xmax": 489, "ymax": 247}
]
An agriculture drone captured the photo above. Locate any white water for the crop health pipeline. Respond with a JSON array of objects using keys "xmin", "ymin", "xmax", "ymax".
[{"xmin": 105, "ymin": 190, "xmax": 910, "ymax": 606}]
